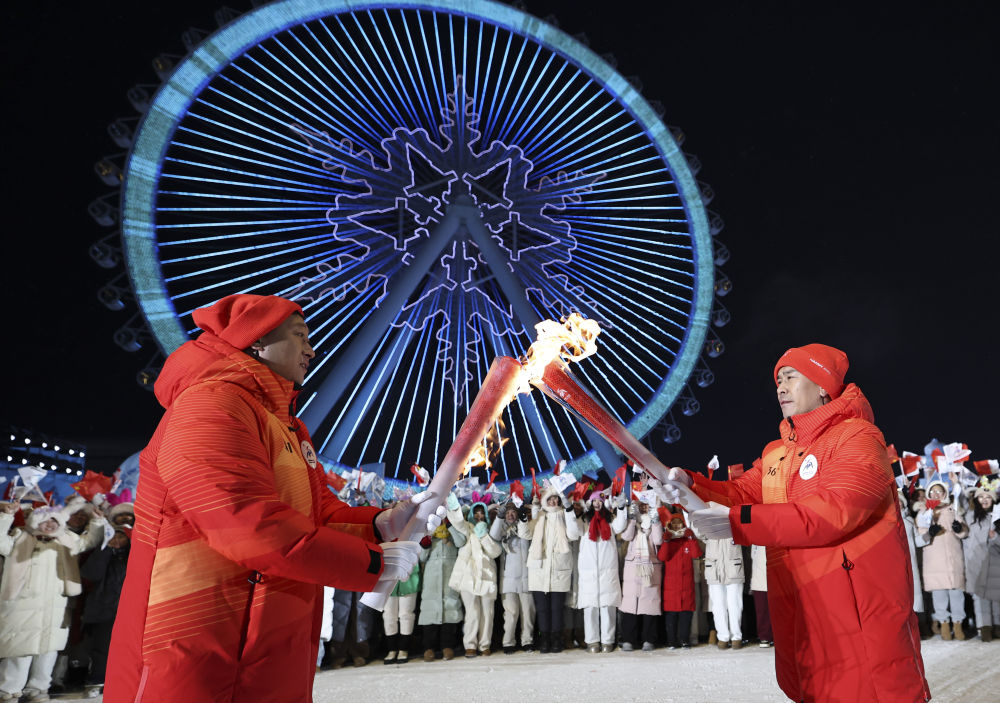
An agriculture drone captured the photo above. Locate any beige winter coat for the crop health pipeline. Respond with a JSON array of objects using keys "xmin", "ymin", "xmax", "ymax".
[
  {"xmin": 704, "ymin": 538, "xmax": 745, "ymax": 586},
  {"xmin": 447, "ymin": 508, "xmax": 502, "ymax": 597},
  {"xmin": 527, "ymin": 490, "xmax": 581, "ymax": 593},
  {"xmin": 918, "ymin": 503, "xmax": 968, "ymax": 591},
  {"xmin": 0, "ymin": 513, "xmax": 104, "ymax": 657}
]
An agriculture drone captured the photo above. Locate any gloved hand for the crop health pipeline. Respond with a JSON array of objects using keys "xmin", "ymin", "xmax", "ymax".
[
  {"xmin": 446, "ymin": 492, "xmax": 460, "ymax": 511},
  {"xmin": 614, "ymin": 494, "xmax": 627, "ymax": 509},
  {"xmin": 688, "ymin": 502, "xmax": 733, "ymax": 540},
  {"xmin": 473, "ymin": 521, "xmax": 488, "ymax": 539},
  {"xmin": 519, "ymin": 505, "xmax": 531, "ymax": 522},
  {"xmin": 561, "ymin": 493, "xmax": 572, "ymax": 509},
  {"xmin": 375, "ymin": 491, "xmax": 446, "ymax": 541},
  {"xmin": 655, "ymin": 467, "xmax": 693, "ymax": 504},
  {"xmin": 376, "ymin": 541, "xmax": 421, "ymax": 584},
  {"xmin": 951, "ymin": 520, "xmax": 963, "ymax": 534},
  {"xmin": 928, "ymin": 523, "xmax": 945, "ymax": 537},
  {"xmin": 419, "ymin": 535, "xmax": 433, "ymax": 549}
]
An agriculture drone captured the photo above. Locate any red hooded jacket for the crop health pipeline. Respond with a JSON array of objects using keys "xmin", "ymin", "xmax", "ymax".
[
  {"xmin": 104, "ymin": 332, "xmax": 384, "ymax": 703},
  {"xmin": 658, "ymin": 529, "xmax": 702, "ymax": 612},
  {"xmin": 689, "ymin": 384, "xmax": 930, "ymax": 702}
]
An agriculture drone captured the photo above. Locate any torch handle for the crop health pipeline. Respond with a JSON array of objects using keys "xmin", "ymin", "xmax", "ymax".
[
  {"xmin": 361, "ymin": 356, "xmax": 525, "ymax": 611},
  {"xmin": 536, "ymin": 362, "xmax": 707, "ymax": 512}
]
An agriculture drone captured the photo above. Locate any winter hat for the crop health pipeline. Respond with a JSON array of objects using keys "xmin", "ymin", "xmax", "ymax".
[
  {"xmin": 193, "ymin": 294, "xmax": 303, "ymax": 350},
  {"xmin": 110, "ymin": 502, "xmax": 135, "ymax": 523},
  {"xmin": 773, "ymin": 344, "xmax": 849, "ymax": 399},
  {"xmin": 974, "ymin": 477, "xmax": 999, "ymax": 500},
  {"xmin": 26, "ymin": 506, "xmax": 67, "ymax": 536},
  {"xmin": 925, "ymin": 480, "xmax": 951, "ymax": 505}
]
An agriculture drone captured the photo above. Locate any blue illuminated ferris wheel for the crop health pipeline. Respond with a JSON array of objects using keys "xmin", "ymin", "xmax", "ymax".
[{"xmin": 91, "ymin": 0, "xmax": 730, "ymax": 482}]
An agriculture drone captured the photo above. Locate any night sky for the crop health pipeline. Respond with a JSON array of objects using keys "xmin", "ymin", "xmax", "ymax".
[{"xmin": 3, "ymin": 1, "xmax": 997, "ymax": 476}]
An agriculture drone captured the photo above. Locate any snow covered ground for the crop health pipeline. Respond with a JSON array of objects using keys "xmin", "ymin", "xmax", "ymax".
[
  {"xmin": 306, "ymin": 638, "xmax": 998, "ymax": 702},
  {"xmin": 56, "ymin": 637, "xmax": 999, "ymax": 701}
]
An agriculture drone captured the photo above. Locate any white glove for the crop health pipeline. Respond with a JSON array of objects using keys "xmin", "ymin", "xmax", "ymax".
[
  {"xmin": 689, "ymin": 501, "xmax": 733, "ymax": 540},
  {"xmin": 376, "ymin": 541, "xmax": 421, "ymax": 583},
  {"xmin": 374, "ymin": 491, "xmax": 446, "ymax": 541},
  {"xmin": 561, "ymin": 493, "xmax": 572, "ymax": 509},
  {"xmin": 614, "ymin": 494, "xmax": 627, "ymax": 509}
]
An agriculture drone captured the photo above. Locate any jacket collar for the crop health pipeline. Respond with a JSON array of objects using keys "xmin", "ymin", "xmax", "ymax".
[
  {"xmin": 154, "ymin": 332, "xmax": 298, "ymax": 425},
  {"xmin": 778, "ymin": 383, "xmax": 874, "ymax": 446}
]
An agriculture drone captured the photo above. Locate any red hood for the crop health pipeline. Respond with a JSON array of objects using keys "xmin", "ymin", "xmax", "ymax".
[
  {"xmin": 779, "ymin": 383, "xmax": 874, "ymax": 445},
  {"xmin": 154, "ymin": 332, "xmax": 298, "ymax": 423}
]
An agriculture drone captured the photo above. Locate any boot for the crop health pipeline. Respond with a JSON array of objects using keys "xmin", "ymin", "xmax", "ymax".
[
  {"xmin": 538, "ymin": 632, "xmax": 551, "ymax": 654},
  {"xmin": 979, "ymin": 627, "xmax": 993, "ymax": 642},
  {"xmin": 383, "ymin": 634, "xmax": 399, "ymax": 664},
  {"xmin": 397, "ymin": 649, "xmax": 409, "ymax": 664},
  {"xmin": 953, "ymin": 621, "xmax": 966, "ymax": 640},
  {"xmin": 442, "ymin": 647, "xmax": 455, "ymax": 660},
  {"xmin": 551, "ymin": 635, "xmax": 564, "ymax": 654},
  {"xmin": 708, "ymin": 629, "xmax": 718, "ymax": 646},
  {"xmin": 931, "ymin": 620, "xmax": 940, "ymax": 635},
  {"xmin": 423, "ymin": 648, "xmax": 435, "ymax": 662},
  {"xmin": 940, "ymin": 621, "xmax": 952, "ymax": 641}
]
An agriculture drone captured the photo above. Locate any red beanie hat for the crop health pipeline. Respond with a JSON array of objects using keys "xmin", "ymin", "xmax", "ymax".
[
  {"xmin": 193, "ymin": 294, "xmax": 303, "ymax": 350},
  {"xmin": 773, "ymin": 343, "xmax": 849, "ymax": 399}
]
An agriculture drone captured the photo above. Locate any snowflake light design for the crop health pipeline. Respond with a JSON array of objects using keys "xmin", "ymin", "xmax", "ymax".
[{"xmin": 289, "ymin": 78, "xmax": 606, "ymax": 402}]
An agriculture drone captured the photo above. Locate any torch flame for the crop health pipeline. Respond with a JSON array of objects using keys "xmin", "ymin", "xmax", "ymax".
[
  {"xmin": 518, "ymin": 313, "xmax": 601, "ymax": 394},
  {"xmin": 464, "ymin": 419, "xmax": 509, "ymax": 475}
]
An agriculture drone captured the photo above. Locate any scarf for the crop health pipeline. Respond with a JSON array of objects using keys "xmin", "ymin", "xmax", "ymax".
[{"xmin": 588, "ymin": 510, "xmax": 612, "ymax": 541}]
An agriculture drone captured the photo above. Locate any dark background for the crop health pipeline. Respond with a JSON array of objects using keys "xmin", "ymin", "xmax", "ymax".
[{"xmin": 3, "ymin": 1, "xmax": 997, "ymax": 476}]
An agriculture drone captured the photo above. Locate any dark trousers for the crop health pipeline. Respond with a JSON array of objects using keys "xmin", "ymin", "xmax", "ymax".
[
  {"xmin": 620, "ymin": 611, "xmax": 658, "ymax": 646},
  {"xmin": 664, "ymin": 611, "xmax": 694, "ymax": 647},
  {"xmin": 421, "ymin": 622, "xmax": 458, "ymax": 651},
  {"xmin": 753, "ymin": 590, "xmax": 773, "ymax": 641},
  {"xmin": 84, "ymin": 620, "xmax": 115, "ymax": 685},
  {"xmin": 531, "ymin": 591, "xmax": 566, "ymax": 633}
]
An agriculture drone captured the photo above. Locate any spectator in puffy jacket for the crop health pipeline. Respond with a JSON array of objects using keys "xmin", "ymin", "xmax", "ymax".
[
  {"xmin": 619, "ymin": 500, "xmax": 663, "ymax": 651},
  {"xmin": 79, "ymin": 519, "xmax": 132, "ymax": 698},
  {"xmin": 446, "ymin": 496, "xmax": 501, "ymax": 657},
  {"xmin": 490, "ymin": 502, "xmax": 535, "ymax": 654},
  {"xmin": 0, "ymin": 504, "xmax": 104, "ymax": 702},
  {"xmin": 917, "ymin": 479, "xmax": 969, "ymax": 640},
  {"xmin": 963, "ymin": 478, "xmax": 1000, "ymax": 641}
]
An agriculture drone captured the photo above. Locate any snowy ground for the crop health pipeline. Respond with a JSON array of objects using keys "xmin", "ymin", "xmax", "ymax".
[{"xmin": 57, "ymin": 637, "xmax": 1000, "ymax": 702}]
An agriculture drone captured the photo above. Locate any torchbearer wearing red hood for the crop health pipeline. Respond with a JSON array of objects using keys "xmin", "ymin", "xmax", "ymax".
[
  {"xmin": 661, "ymin": 344, "xmax": 930, "ymax": 702},
  {"xmin": 103, "ymin": 295, "xmax": 440, "ymax": 703}
]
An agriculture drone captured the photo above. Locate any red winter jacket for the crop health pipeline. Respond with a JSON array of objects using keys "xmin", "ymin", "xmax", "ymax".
[
  {"xmin": 689, "ymin": 384, "xmax": 929, "ymax": 703},
  {"xmin": 104, "ymin": 333, "xmax": 384, "ymax": 703},
  {"xmin": 657, "ymin": 530, "xmax": 702, "ymax": 612}
]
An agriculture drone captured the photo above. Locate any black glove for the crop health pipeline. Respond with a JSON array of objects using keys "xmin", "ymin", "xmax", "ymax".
[
  {"xmin": 951, "ymin": 520, "xmax": 963, "ymax": 534},
  {"xmin": 928, "ymin": 524, "xmax": 945, "ymax": 537},
  {"xmin": 519, "ymin": 505, "xmax": 531, "ymax": 522}
]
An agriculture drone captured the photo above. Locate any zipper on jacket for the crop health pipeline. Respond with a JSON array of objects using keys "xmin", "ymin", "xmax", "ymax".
[
  {"xmin": 841, "ymin": 551, "xmax": 854, "ymax": 571},
  {"xmin": 237, "ymin": 571, "xmax": 264, "ymax": 660},
  {"xmin": 787, "ymin": 416, "xmax": 797, "ymax": 442}
]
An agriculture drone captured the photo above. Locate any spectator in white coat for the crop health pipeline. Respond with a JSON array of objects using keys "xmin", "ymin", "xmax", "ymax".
[
  {"xmin": 577, "ymin": 491, "xmax": 627, "ymax": 653},
  {"xmin": 490, "ymin": 502, "xmax": 535, "ymax": 654},
  {"xmin": 446, "ymin": 497, "xmax": 502, "ymax": 657},
  {"xmin": 704, "ymin": 537, "xmax": 745, "ymax": 650},
  {"xmin": 0, "ymin": 504, "xmax": 104, "ymax": 702},
  {"xmin": 527, "ymin": 487, "xmax": 581, "ymax": 653}
]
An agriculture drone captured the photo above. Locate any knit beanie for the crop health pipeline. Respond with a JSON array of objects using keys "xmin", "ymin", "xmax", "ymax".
[
  {"xmin": 773, "ymin": 343, "xmax": 849, "ymax": 399},
  {"xmin": 192, "ymin": 294, "xmax": 304, "ymax": 350}
]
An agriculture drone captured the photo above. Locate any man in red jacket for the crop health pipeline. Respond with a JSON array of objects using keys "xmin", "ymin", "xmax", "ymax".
[
  {"xmin": 662, "ymin": 344, "xmax": 930, "ymax": 702},
  {"xmin": 104, "ymin": 295, "xmax": 439, "ymax": 703}
]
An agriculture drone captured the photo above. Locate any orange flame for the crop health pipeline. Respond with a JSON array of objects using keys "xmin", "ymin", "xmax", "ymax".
[
  {"xmin": 518, "ymin": 313, "xmax": 601, "ymax": 394},
  {"xmin": 464, "ymin": 418, "xmax": 509, "ymax": 475}
]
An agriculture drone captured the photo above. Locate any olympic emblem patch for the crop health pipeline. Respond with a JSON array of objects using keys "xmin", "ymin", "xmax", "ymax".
[
  {"xmin": 799, "ymin": 454, "xmax": 819, "ymax": 480},
  {"xmin": 300, "ymin": 440, "xmax": 318, "ymax": 469}
]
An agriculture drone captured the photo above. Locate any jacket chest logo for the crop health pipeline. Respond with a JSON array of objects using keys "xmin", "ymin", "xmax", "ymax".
[
  {"xmin": 300, "ymin": 440, "xmax": 318, "ymax": 469},
  {"xmin": 798, "ymin": 454, "xmax": 819, "ymax": 480}
]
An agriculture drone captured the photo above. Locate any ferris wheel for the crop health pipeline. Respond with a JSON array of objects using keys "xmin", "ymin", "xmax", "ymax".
[{"xmin": 89, "ymin": 0, "xmax": 730, "ymax": 483}]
